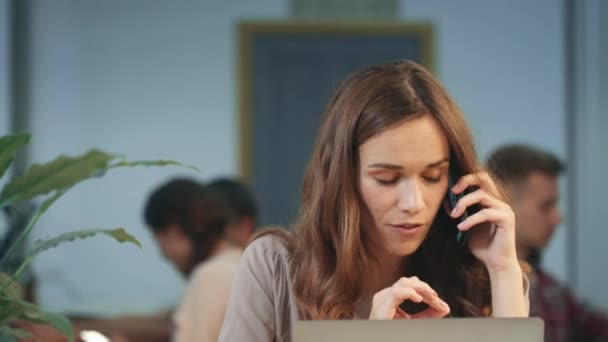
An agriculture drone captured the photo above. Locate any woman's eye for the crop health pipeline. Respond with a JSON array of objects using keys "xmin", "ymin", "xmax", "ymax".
[
  {"xmin": 375, "ymin": 178, "xmax": 399, "ymax": 186},
  {"xmin": 422, "ymin": 175, "xmax": 442, "ymax": 184}
]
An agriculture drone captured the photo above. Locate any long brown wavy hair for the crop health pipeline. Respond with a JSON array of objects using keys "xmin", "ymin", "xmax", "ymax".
[{"xmin": 257, "ymin": 60, "xmax": 493, "ymax": 319}]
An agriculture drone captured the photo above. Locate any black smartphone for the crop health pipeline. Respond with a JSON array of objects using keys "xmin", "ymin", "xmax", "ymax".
[{"xmin": 446, "ymin": 155, "xmax": 479, "ymax": 248}]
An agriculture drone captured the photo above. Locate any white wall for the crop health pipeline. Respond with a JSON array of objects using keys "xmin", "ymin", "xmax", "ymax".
[
  {"xmin": 27, "ymin": 0, "xmax": 288, "ymax": 315},
  {"xmin": 402, "ymin": 0, "xmax": 568, "ymax": 282},
  {"xmin": 23, "ymin": 0, "xmax": 572, "ymax": 315}
]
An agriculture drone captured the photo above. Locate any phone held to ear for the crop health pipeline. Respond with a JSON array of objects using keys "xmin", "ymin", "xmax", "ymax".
[{"xmin": 447, "ymin": 155, "xmax": 480, "ymax": 248}]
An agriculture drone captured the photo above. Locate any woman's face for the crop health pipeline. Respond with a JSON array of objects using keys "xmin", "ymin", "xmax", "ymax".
[{"xmin": 358, "ymin": 114, "xmax": 450, "ymax": 258}]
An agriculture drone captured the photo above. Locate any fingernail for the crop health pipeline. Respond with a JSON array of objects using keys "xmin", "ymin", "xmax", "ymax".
[
  {"xmin": 450, "ymin": 206, "xmax": 458, "ymax": 217},
  {"xmin": 457, "ymin": 222, "xmax": 465, "ymax": 230}
]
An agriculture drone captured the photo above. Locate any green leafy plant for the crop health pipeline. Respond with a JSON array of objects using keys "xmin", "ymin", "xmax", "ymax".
[{"xmin": 0, "ymin": 132, "xmax": 197, "ymax": 341}]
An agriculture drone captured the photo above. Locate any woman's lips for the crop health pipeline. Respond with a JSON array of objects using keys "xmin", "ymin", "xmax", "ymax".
[{"xmin": 389, "ymin": 223, "xmax": 424, "ymax": 235}]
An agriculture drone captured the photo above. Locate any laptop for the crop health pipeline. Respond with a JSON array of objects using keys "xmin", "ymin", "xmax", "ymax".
[{"xmin": 294, "ymin": 318, "xmax": 544, "ymax": 342}]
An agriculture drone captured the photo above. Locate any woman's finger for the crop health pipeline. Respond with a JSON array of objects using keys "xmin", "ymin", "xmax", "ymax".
[
  {"xmin": 409, "ymin": 305, "xmax": 450, "ymax": 319},
  {"xmin": 370, "ymin": 286, "xmax": 423, "ymax": 320},
  {"xmin": 452, "ymin": 172, "xmax": 500, "ymax": 198},
  {"xmin": 395, "ymin": 276, "xmax": 436, "ymax": 296},
  {"xmin": 450, "ymin": 189, "xmax": 509, "ymax": 218},
  {"xmin": 394, "ymin": 278, "xmax": 448, "ymax": 313},
  {"xmin": 456, "ymin": 207, "xmax": 514, "ymax": 231},
  {"xmin": 394, "ymin": 307, "xmax": 410, "ymax": 319},
  {"xmin": 388, "ymin": 286, "xmax": 423, "ymax": 306}
]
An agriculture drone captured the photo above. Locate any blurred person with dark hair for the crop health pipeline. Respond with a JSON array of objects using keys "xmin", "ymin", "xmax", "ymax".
[
  {"xmin": 487, "ymin": 144, "xmax": 608, "ymax": 342},
  {"xmin": 142, "ymin": 177, "xmax": 243, "ymax": 342},
  {"xmin": 204, "ymin": 177, "xmax": 257, "ymax": 247}
]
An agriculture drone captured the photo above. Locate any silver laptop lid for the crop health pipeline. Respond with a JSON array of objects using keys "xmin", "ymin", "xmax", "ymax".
[{"xmin": 294, "ymin": 318, "xmax": 543, "ymax": 342}]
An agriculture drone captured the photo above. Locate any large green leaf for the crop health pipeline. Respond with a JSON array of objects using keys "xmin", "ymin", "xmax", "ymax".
[
  {"xmin": 29, "ymin": 227, "xmax": 141, "ymax": 257},
  {"xmin": 111, "ymin": 159, "xmax": 200, "ymax": 171},
  {"xmin": 0, "ymin": 133, "xmax": 31, "ymax": 183},
  {"xmin": 6, "ymin": 227, "xmax": 141, "ymax": 287},
  {"xmin": 0, "ymin": 273, "xmax": 22, "ymax": 300},
  {"xmin": 0, "ymin": 149, "xmax": 115, "ymax": 207}
]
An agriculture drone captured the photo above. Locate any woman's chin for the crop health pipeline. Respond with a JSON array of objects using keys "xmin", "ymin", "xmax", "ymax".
[{"xmin": 390, "ymin": 241, "xmax": 423, "ymax": 257}]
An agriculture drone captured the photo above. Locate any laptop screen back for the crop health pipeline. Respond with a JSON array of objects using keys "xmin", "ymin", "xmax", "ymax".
[{"xmin": 294, "ymin": 318, "xmax": 543, "ymax": 342}]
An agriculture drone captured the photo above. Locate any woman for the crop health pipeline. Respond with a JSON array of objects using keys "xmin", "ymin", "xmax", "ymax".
[{"xmin": 219, "ymin": 60, "xmax": 528, "ymax": 342}]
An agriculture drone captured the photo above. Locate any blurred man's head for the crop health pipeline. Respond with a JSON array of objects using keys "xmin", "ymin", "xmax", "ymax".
[
  {"xmin": 204, "ymin": 178, "xmax": 257, "ymax": 246},
  {"xmin": 143, "ymin": 178, "xmax": 226, "ymax": 276},
  {"xmin": 487, "ymin": 144, "xmax": 564, "ymax": 260}
]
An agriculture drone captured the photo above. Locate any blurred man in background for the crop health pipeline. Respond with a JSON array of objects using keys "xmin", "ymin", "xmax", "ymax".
[
  {"xmin": 204, "ymin": 177, "xmax": 257, "ymax": 247},
  {"xmin": 487, "ymin": 144, "xmax": 608, "ymax": 342}
]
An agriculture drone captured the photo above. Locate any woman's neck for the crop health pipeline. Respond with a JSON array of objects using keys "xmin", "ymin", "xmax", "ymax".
[{"xmin": 365, "ymin": 247, "xmax": 410, "ymax": 296}]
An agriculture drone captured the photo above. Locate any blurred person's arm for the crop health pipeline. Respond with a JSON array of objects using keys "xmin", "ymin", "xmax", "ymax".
[
  {"xmin": 564, "ymin": 290, "xmax": 608, "ymax": 341},
  {"xmin": 534, "ymin": 269, "xmax": 608, "ymax": 341},
  {"xmin": 173, "ymin": 260, "xmax": 238, "ymax": 342}
]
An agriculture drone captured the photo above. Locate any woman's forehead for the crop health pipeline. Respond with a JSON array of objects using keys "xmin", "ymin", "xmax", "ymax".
[{"xmin": 358, "ymin": 116, "xmax": 449, "ymax": 166}]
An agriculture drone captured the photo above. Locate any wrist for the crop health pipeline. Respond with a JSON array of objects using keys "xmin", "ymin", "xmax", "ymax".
[
  {"xmin": 484, "ymin": 256, "xmax": 521, "ymax": 274},
  {"xmin": 487, "ymin": 262, "xmax": 522, "ymax": 280},
  {"xmin": 486, "ymin": 261, "xmax": 527, "ymax": 317}
]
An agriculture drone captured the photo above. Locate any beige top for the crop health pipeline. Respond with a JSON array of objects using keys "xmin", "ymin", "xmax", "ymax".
[
  {"xmin": 173, "ymin": 247, "xmax": 242, "ymax": 342},
  {"xmin": 219, "ymin": 235, "xmax": 296, "ymax": 342},
  {"xmin": 219, "ymin": 235, "xmax": 529, "ymax": 342}
]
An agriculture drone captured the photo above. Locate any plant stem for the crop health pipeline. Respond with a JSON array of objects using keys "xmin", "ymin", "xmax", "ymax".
[{"xmin": 0, "ymin": 191, "xmax": 64, "ymax": 267}]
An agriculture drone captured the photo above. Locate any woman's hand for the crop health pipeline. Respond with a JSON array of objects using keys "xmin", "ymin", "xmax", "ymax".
[
  {"xmin": 450, "ymin": 171, "xmax": 528, "ymax": 317},
  {"xmin": 450, "ymin": 172, "xmax": 519, "ymax": 271},
  {"xmin": 369, "ymin": 276, "xmax": 450, "ymax": 320}
]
